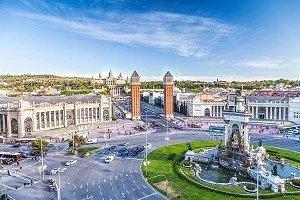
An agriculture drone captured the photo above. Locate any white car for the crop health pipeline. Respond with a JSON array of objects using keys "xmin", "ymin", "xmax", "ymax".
[
  {"xmin": 65, "ymin": 160, "xmax": 77, "ymax": 166},
  {"xmin": 104, "ymin": 156, "xmax": 114, "ymax": 163},
  {"xmin": 58, "ymin": 167, "xmax": 67, "ymax": 173},
  {"xmin": 144, "ymin": 143, "xmax": 152, "ymax": 149},
  {"xmin": 50, "ymin": 168, "xmax": 60, "ymax": 175}
]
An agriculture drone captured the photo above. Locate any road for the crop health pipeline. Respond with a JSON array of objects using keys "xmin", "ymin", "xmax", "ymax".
[{"xmin": 4, "ymin": 130, "xmax": 300, "ymax": 200}]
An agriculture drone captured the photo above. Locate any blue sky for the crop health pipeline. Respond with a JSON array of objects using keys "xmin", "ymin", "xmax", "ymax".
[{"xmin": 0, "ymin": 0, "xmax": 300, "ymax": 81}]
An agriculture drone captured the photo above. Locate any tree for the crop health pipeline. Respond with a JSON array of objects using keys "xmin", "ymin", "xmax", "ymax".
[
  {"xmin": 69, "ymin": 134, "xmax": 85, "ymax": 148},
  {"xmin": 31, "ymin": 139, "xmax": 49, "ymax": 152}
]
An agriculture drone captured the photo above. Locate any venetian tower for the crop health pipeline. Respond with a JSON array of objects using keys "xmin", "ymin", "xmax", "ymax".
[
  {"xmin": 130, "ymin": 71, "xmax": 141, "ymax": 120},
  {"xmin": 163, "ymin": 71, "xmax": 174, "ymax": 119}
]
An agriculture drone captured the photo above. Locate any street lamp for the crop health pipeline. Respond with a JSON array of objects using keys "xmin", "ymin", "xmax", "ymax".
[
  {"xmin": 40, "ymin": 134, "xmax": 44, "ymax": 181},
  {"xmin": 165, "ymin": 117, "xmax": 170, "ymax": 146}
]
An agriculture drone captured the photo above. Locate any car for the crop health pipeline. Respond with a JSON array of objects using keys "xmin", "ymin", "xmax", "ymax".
[
  {"xmin": 50, "ymin": 168, "xmax": 60, "ymax": 175},
  {"xmin": 65, "ymin": 160, "xmax": 77, "ymax": 166},
  {"xmin": 58, "ymin": 167, "xmax": 67, "ymax": 173},
  {"xmin": 104, "ymin": 156, "xmax": 114, "ymax": 163},
  {"xmin": 107, "ymin": 145, "xmax": 117, "ymax": 150},
  {"xmin": 12, "ymin": 143, "xmax": 21, "ymax": 148},
  {"xmin": 144, "ymin": 143, "xmax": 152, "ymax": 149},
  {"xmin": 118, "ymin": 142, "xmax": 129, "ymax": 146}
]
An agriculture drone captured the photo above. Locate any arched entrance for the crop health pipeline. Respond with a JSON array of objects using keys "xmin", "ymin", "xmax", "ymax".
[
  {"xmin": 103, "ymin": 109, "xmax": 110, "ymax": 121},
  {"xmin": 11, "ymin": 118, "xmax": 18, "ymax": 135},
  {"xmin": 24, "ymin": 117, "xmax": 33, "ymax": 134},
  {"xmin": 204, "ymin": 108, "xmax": 210, "ymax": 117}
]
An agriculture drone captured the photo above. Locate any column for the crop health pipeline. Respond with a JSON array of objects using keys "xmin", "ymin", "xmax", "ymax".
[
  {"xmin": 0, "ymin": 114, "xmax": 2, "ymax": 133},
  {"xmin": 7, "ymin": 114, "xmax": 11, "ymax": 137},
  {"xmin": 2, "ymin": 114, "xmax": 6, "ymax": 133},
  {"xmin": 75, "ymin": 108, "xmax": 78, "ymax": 125},
  {"xmin": 211, "ymin": 106, "xmax": 214, "ymax": 117},
  {"xmin": 266, "ymin": 107, "xmax": 269, "ymax": 120},
  {"xmin": 100, "ymin": 107, "xmax": 103, "ymax": 122},
  {"xmin": 57, "ymin": 111, "xmax": 61, "ymax": 127},
  {"xmin": 87, "ymin": 108, "xmax": 90, "ymax": 123},
  {"xmin": 283, "ymin": 107, "xmax": 286, "ymax": 120},
  {"xmin": 63, "ymin": 106, "xmax": 67, "ymax": 127},
  {"xmin": 274, "ymin": 107, "xmax": 277, "ymax": 120},
  {"xmin": 54, "ymin": 111, "xmax": 57, "ymax": 127},
  {"xmin": 79, "ymin": 109, "xmax": 81, "ymax": 124},
  {"xmin": 256, "ymin": 106, "xmax": 259, "ymax": 119},
  {"xmin": 279, "ymin": 107, "xmax": 282, "ymax": 120}
]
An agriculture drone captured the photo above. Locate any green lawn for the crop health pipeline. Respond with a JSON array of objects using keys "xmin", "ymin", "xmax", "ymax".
[
  {"xmin": 77, "ymin": 146, "xmax": 98, "ymax": 156},
  {"xmin": 142, "ymin": 140, "xmax": 300, "ymax": 200}
]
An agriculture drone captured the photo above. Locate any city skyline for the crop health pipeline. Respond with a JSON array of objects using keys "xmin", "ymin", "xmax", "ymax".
[{"xmin": 1, "ymin": 0, "xmax": 300, "ymax": 81}]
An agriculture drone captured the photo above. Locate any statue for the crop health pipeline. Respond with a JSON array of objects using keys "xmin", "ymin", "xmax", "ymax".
[
  {"xmin": 272, "ymin": 164, "xmax": 278, "ymax": 176},
  {"xmin": 259, "ymin": 139, "xmax": 263, "ymax": 147},
  {"xmin": 188, "ymin": 142, "xmax": 192, "ymax": 151}
]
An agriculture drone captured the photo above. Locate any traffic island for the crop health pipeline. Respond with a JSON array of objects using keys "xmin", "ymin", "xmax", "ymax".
[{"xmin": 141, "ymin": 140, "xmax": 300, "ymax": 200}]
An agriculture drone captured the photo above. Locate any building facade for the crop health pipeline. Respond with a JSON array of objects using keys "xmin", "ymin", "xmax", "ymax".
[
  {"xmin": 95, "ymin": 70, "xmax": 128, "ymax": 96},
  {"xmin": 0, "ymin": 95, "xmax": 112, "ymax": 138},
  {"xmin": 130, "ymin": 71, "xmax": 141, "ymax": 120},
  {"xmin": 185, "ymin": 89, "xmax": 300, "ymax": 124}
]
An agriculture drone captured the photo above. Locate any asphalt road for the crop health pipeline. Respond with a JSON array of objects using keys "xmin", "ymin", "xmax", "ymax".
[{"xmin": 4, "ymin": 130, "xmax": 300, "ymax": 200}]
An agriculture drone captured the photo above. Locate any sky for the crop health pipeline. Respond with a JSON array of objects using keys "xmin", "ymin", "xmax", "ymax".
[{"xmin": 0, "ymin": 0, "xmax": 300, "ymax": 81}]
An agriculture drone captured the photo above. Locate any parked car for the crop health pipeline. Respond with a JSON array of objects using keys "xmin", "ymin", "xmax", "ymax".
[
  {"xmin": 104, "ymin": 156, "xmax": 114, "ymax": 163},
  {"xmin": 58, "ymin": 167, "xmax": 67, "ymax": 173},
  {"xmin": 50, "ymin": 168, "xmax": 60, "ymax": 175},
  {"xmin": 107, "ymin": 145, "xmax": 117, "ymax": 150},
  {"xmin": 144, "ymin": 143, "xmax": 152, "ymax": 149},
  {"xmin": 118, "ymin": 142, "xmax": 129, "ymax": 146},
  {"xmin": 12, "ymin": 143, "xmax": 21, "ymax": 148},
  {"xmin": 65, "ymin": 160, "xmax": 77, "ymax": 166}
]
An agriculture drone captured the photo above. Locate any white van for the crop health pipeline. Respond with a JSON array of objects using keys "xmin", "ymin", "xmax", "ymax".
[{"xmin": 86, "ymin": 139, "xmax": 97, "ymax": 144}]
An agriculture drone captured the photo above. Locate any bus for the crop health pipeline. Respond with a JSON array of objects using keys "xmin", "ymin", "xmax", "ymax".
[{"xmin": 209, "ymin": 125, "xmax": 225, "ymax": 133}]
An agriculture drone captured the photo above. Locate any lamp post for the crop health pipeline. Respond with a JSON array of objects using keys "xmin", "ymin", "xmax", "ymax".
[
  {"xmin": 40, "ymin": 134, "xmax": 44, "ymax": 181},
  {"xmin": 165, "ymin": 118, "xmax": 170, "ymax": 146}
]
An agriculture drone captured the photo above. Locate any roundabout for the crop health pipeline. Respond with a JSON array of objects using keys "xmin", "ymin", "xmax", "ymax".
[{"xmin": 141, "ymin": 140, "xmax": 300, "ymax": 200}]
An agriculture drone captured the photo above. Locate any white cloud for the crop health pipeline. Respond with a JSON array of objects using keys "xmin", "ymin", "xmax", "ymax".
[
  {"xmin": 235, "ymin": 59, "xmax": 283, "ymax": 69},
  {"xmin": 12, "ymin": 9, "xmax": 236, "ymax": 58}
]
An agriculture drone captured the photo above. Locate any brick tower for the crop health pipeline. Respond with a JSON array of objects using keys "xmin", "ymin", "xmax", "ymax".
[
  {"xmin": 130, "ymin": 71, "xmax": 141, "ymax": 120},
  {"xmin": 163, "ymin": 71, "xmax": 174, "ymax": 119}
]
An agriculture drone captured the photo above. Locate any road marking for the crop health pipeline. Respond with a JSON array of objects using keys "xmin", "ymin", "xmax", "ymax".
[
  {"xmin": 137, "ymin": 192, "xmax": 157, "ymax": 200},
  {"xmin": 121, "ymin": 178, "xmax": 124, "ymax": 182},
  {"xmin": 131, "ymin": 197, "xmax": 135, "ymax": 200},
  {"xmin": 110, "ymin": 182, "xmax": 113, "ymax": 186},
  {"xmin": 115, "ymin": 194, "xmax": 118, "ymax": 198},
  {"xmin": 137, "ymin": 185, "xmax": 140, "ymax": 189},
  {"xmin": 80, "ymin": 185, "xmax": 83, "ymax": 189},
  {"xmin": 141, "ymin": 191, "xmax": 146, "ymax": 195},
  {"xmin": 142, "ymin": 185, "xmax": 147, "ymax": 188},
  {"xmin": 73, "ymin": 192, "xmax": 75, "ymax": 196},
  {"xmin": 123, "ymin": 183, "xmax": 125, "ymax": 188},
  {"xmin": 131, "ymin": 187, "xmax": 135, "ymax": 191},
  {"xmin": 100, "ymin": 190, "xmax": 102, "ymax": 195},
  {"xmin": 121, "ymin": 193, "xmax": 125, "ymax": 198},
  {"xmin": 87, "ymin": 182, "xmax": 89, "ymax": 186},
  {"xmin": 112, "ymin": 187, "xmax": 115, "ymax": 192},
  {"xmin": 132, "ymin": 179, "xmax": 136, "ymax": 184},
  {"xmin": 98, "ymin": 185, "xmax": 101, "ymax": 189},
  {"xmin": 92, "ymin": 181, "xmax": 94, "ymax": 186}
]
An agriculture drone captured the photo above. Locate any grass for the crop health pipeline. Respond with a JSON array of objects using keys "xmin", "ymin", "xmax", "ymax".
[
  {"xmin": 266, "ymin": 146, "xmax": 300, "ymax": 168},
  {"xmin": 77, "ymin": 146, "xmax": 98, "ymax": 156},
  {"xmin": 142, "ymin": 140, "xmax": 300, "ymax": 200}
]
